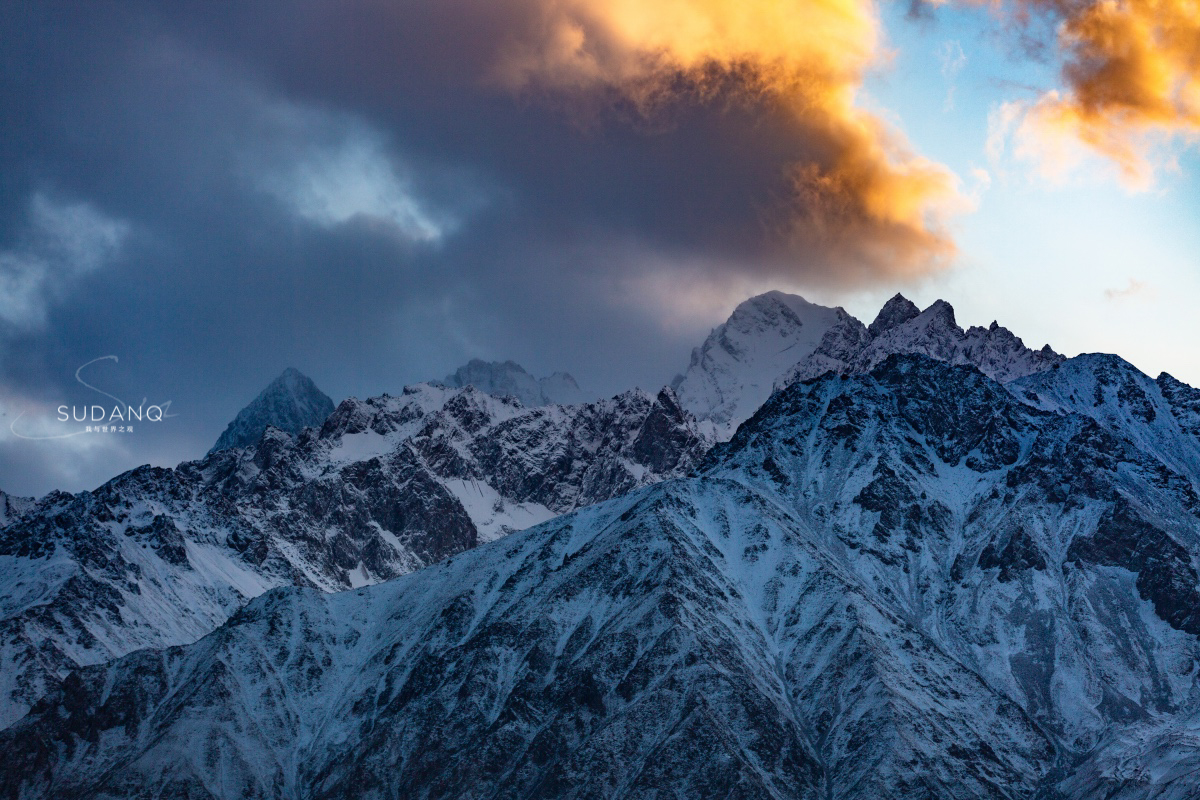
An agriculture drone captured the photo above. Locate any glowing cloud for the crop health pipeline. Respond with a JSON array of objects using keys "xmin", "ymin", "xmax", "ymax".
[
  {"xmin": 490, "ymin": 0, "xmax": 965, "ymax": 281},
  {"xmin": 978, "ymin": 0, "xmax": 1200, "ymax": 186}
]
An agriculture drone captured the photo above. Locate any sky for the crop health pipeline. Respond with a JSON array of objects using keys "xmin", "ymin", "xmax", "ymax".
[{"xmin": 0, "ymin": 0, "xmax": 1197, "ymax": 496}]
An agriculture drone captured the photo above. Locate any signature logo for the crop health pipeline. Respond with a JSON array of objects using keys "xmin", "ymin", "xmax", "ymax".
[{"xmin": 9, "ymin": 356, "xmax": 176, "ymax": 440}]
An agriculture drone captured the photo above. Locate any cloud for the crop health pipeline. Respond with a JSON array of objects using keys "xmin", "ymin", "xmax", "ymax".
[
  {"xmin": 968, "ymin": 0, "xmax": 1200, "ymax": 186},
  {"xmin": 986, "ymin": 95, "xmax": 1125, "ymax": 184},
  {"xmin": 487, "ymin": 0, "xmax": 965, "ymax": 280},
  {"xmin": 938, "ymin": 40, "xmax": 967, "ymax": 111},
  {"xmin": 253, "ymin": 106, "xmax": 448, "ymax": 242},
  {"xmin": 0, "ymin": 195, "xmax": 129, "ymax": 330},
  {"xmin": 1104, "ymin": 277, "xmax": 1153, "ymax": 301}
]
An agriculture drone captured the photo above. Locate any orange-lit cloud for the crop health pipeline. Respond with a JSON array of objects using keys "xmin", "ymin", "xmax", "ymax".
[
  {"xmin": 980, "ymin": 0, "xmax": 1200, "ymax": 186},
  {"xmin": 490, "ymin": 0, "xmax": 965, "ymax": 282}
]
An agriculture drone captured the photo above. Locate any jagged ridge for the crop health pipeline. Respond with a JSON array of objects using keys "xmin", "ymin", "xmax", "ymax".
[
  {"xmin": 7, "ymin": 353, "xmax": 1200, "ymax": 798},
  {"xmin": 0, "ymin": 383, "xmax": 709, "ymax": 728}
]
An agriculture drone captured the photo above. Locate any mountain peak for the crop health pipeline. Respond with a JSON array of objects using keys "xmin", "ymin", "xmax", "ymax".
[
  {"xmin": 673, "ymin": 291, "xmax": 847, "ymax": 438},
  {"xmin": 925, "ymin": 298, "xmax": 957, "ymax": 327},
  {"xmin": 734, "ymin": 290, "xmax": 824, "ymax": 323},
  {"xmin": 868, "ymin": 293, "xmax": 921, "ymax": 336},
  {"xmin": 437, "ymin": 359, "xmax": 585, "ymax": 406},
  {"xmin": 777, "ymin": 293, "xmax": 1063, "ymax": 389},
  {"xmin": 209, "ymin": 368, "xmax": 336, "ymax": 454}
]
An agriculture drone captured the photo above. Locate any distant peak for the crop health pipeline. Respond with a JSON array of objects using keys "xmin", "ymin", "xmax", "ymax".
[
  {"xmin": 210, "ymin": 368, "xmax": 335, "ymax": 454},
  {"xmin": 868, "ymin": 293, "xmax": 920, "ymax": 337},
  {"xmin": 736, "ymin": 290, "xmax": 822, "ymax": 315},
  {"xmin": 747, "ymin": 289, "xmax": 796, "ymax": 304},
  {"xmin": 438, "ymin": 359, "xmax": 585, "ymax": 407},
  {"xmin": 270, "ymin": 367, "xmax": 316, "ymax": 389}
]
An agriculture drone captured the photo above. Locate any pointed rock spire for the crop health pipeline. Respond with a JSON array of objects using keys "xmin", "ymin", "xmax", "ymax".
[
  {"xmin": 868, "ymin": 293, "xmax": 921, "ymax": 337},
  {"xmin": 209, "ymin": 368, "xmax": 336, "ymax": 454}
]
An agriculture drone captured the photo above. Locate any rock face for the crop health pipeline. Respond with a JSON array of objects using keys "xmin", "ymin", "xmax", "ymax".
[
  {"xmin": 437, "ymin": 359, "xmax": 586, "ymax": 406},
  {"xmin": 0, "ymin": 384, "xmax": 709, "ymax": 728},
  {"xmin": 674, "ymin": 291, "xmax": 1062, "ymax": 441},
  {"xmin": 780, "ymin": 293, "xmax": 1065, "ymax": 387},
  {"xmin": 6, "ymin": 353, "xmax": 1200, "ymax": 798},
  {"xmin": 0, "ymin": 489, "xmax": 33, "ymax": 528},
  {"xmin": 209, "ymin": 368, "xmax": 336, "ymax": 454},
  {"xmin": 1011, "ymin": 353, "xmax": 1200, "ymax": 481}
]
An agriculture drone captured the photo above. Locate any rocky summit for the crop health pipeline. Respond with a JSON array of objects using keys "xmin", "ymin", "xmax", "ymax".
[
  {"xmin": 209, "ymin": 368, "xmax": 336, "ymax": 454},
  {"xmin": 435, "ymin": 359, "xmax": 586, "ymax": 407},
  {"xmin": 673, "ymin": 291, "xmax": 1062, "ymax": 441}
]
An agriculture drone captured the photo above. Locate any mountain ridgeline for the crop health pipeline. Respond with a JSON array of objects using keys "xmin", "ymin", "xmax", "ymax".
[
  {"xmin": 3, "ymin": 292, "xmax": 1200, "ymax": 799},
  {"xmin": 0, "ymin": 384, "xmax": 708, "ymax": 728},
  {"xmin": 435, "ymin": 359, "xmax": 586, "ymax": 406}
]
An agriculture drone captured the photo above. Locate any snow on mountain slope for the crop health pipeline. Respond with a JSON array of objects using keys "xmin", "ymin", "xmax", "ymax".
[
  {"xmin": 1011, "ymin": 353, "xmax": 1200, "ymax": 482},
  {"xmin": 1157, "ymin": 371, "xmax": 1200, "ymax": 440},
  {"xmin": 716, "ymin": 354, "xmax": 1200, "ymax": 755},
  {"xmin": 9, "ymin": 354, "xmax": 1200, "ymax": 798},
  {"xmin": 209, "ymin": 367, "xmax": 336, "ymax": 453},
  {"xmin": 436, "ymin": 359, "xmax": 586, "ymax": 406},
  {"xmin": 0, "ymin": 384, "xmax": 709, "ymax": 729},
  {"xmin": 0, "ymin": 478, "xmax": 1054, "ymax": 800},
  {"xmin": 673, "ymin": 291, "xmax": 853, "ymax": 439},
  {"xmin": 781, "ymin": 294, "xmax": 1064, "ymax": 386},
  {"xmin": 1058, "ymin": 717, "xmax": 1200, "ymax": 800},
  {"xmin": 673, "ymin": 291, "xmax": 1061, "ymax": 442}
]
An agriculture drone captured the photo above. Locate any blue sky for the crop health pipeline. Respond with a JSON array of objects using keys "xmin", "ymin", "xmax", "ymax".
[{"xmin": 811, "ymin": 2, "xmax": 1200, "ymax": 384}]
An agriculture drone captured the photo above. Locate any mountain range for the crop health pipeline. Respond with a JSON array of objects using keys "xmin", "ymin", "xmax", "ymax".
[
  {"xmin": 3, "ymin": 292, "xmax": 1200, "ymax": 798},
  {"xmin": 0, "ymin": 382, "xmax": 707, "ymax": 729}
]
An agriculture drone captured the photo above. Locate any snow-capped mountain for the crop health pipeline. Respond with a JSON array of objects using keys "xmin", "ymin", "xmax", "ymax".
[
  {"xmin": 0, "ymin": 383, "xmax": 708, "ymax": 728},
  {"xmin": 673, "ymin": 291, "xmax": 854, "ymax": 439},
  {"xmin": 209, "ymin": 368, "xmax": 336, "ymax": 454},
  {"xmin": 436, "ymin": 359, "xmax": 586, "ymax": 406},
  {"xmin": 780, "ymin": 293, "xmax": 1064, "ymax": 386},
  {"xmin": 672, "ymin": 291, "xmax": 1062, "ymax": 441},
  {"xmin": 9, "ymin": 353, "xmax": 1200, "ymax": 798},
  {"xmin": 1011, "ymin": 353, "xmax": 1200, "ymax": 482}
]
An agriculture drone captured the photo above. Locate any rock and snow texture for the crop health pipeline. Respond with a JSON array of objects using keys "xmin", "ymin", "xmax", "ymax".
[
  {"xmin": 780, "ymin": 293, "xmax": 1065, "ymax": 387},
  {"xmin": 0, "ymin": 490, "xmax": 32, "ymax": 528},
  {"xmin": 9, "ymin": 353, "xmax": 1200, "ymax": 798},
  {"xmin": 0, "ymin": 383, "xmax": 708, "ymax": 728},
  {"xmin": 673, "ymin": 291, "xmax": 1062, "ymax": 441},
  {"xmin": 437, "ymin": 359, "xmax": 586, "ymax": 406},
  {"xmin": 673, "ymin": 291, "xmax": 852, "ymax": 439},
  {"xmin": 209, "ymin": 367, "xmax": 336, "ymax": 454},
  {"xmin": 1011, "ymin": 353, "xmax": 1200, "ymax": 481}
]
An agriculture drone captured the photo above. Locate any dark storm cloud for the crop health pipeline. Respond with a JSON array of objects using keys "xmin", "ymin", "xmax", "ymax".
[
  {"xmin": 154, "ymin": 0, "xmax": 961, "ymax": 271},
  {"xmin": 0, "ymin": 0, "xmax": 961, "ymax": 494}
]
